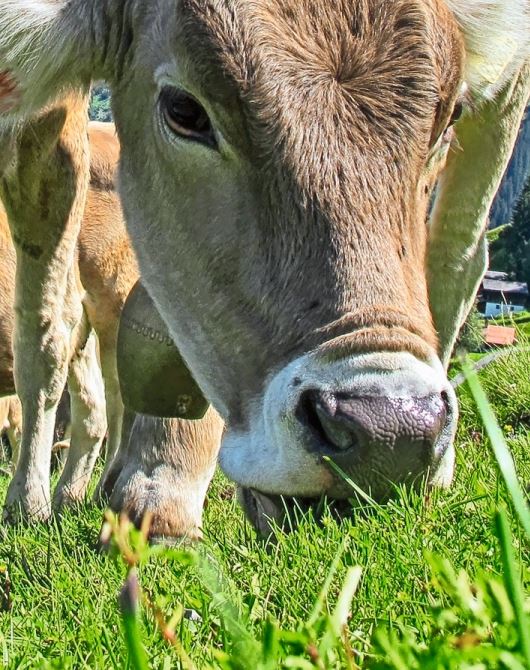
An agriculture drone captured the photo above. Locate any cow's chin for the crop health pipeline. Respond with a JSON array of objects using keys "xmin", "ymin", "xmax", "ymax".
[
  {"xmin": 220, "ymin": 428, "xmax": 456, "ymax": 525},
  {"xmin": 232, "ymin": 443, "xmax": 456, "ymax": 536},
  {"xmin": 219, "ymin": 349, "xmax": 458, "ymax": 533}
]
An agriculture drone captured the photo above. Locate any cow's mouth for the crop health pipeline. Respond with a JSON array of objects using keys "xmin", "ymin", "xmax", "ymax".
[{"xmin": 237, "ymin": 487, "xmax": 354, "ymax": 537}]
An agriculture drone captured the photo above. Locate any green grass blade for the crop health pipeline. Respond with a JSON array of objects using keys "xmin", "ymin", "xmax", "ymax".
[
  {"xmin": 330, "ymin": 566, "xmax": 363, "ymax": 636},
  {"xmin": 307, "ymin": 537, "xmax": 349, "ymax": 627},
  {"xmin": 495, "ymin": 509, "xmax": 530, "ymax": 666},
  {"xmin": 119, "ymin": 570, "xmax": 149, "ymax": 670},
  {"xmin": 374, "ymin": 631, "xmax": 410, "ymax": 670},
  {"xmin": 322, "ymin": 456, "xmax": 381, "ymax": 508},
  {"xmin": 462, "ymin": 358, "xmax": 530, "ymax": 541}
]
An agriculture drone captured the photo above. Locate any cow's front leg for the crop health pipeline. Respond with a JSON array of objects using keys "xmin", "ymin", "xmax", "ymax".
[
  {"xmin": 54, "ymin": 327, "xmax": 107, "ymax": 508},
  {"xmin": 91, "ymin": 330, "xmax": 125, "ymax": 502},
  {"xmin": 4, "ymin": 293, "xmax": 72, "ymax": 520},
  {"xmin": 107, "ymin": 410, "xmax": 223, "ymax": 541},
  {"xmin": 1, "ymin": 95, "xmax": 89, "ymax": 521},
  {"xmin": 428, "ymin": 65, "xmax": 530, "ymax": 367}
]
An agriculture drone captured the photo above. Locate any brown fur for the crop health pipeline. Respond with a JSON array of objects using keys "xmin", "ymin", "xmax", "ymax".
[
  {"xmin": 179, "ymin": 0, "xmax": 464, "ymax": 359},
  {"xmin": 1, "ymin": 0, "xmax": 525, "ymax": 527},
  {"xmin": 80, "ymin": 123, "xmax": 138, "ymax": 333},
  {"xmin": 135, "ymin": 0, "xmax": 467, "ymax": 418},
  {"xmin": 0, "ymin": 210, "xmax": 15, "ymax": 394},
  {"xmin": 0, "ymin": 395, "xmax": 21, "ymax": 463},
  {"xmin": 108, "ymin": 408, "xmax": 223, "ymax": 541},
  {"xmin": 0, "ymin": 118, "xmax": 222, "ymax": 535}
]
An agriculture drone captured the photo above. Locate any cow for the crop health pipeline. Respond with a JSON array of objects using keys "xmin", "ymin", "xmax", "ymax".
[
  {"xmin": 0, "ymin": 115, "xmax": 222, "ymax": 536},
  {"xmin": 0, "ymin": 93, "xmax": 97, "ymax": 519},
  {"xmin": 0, "ymin": 0, "xmax": 528, "ymax": 532},
  {"xmin": 0, "ymin": 119, "xmax": 127, "ymax": 513}
]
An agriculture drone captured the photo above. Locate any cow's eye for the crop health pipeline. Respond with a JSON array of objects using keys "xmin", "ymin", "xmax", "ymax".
[
  {"xmin": 449, "ymin": 101, "xmax": 464, "ymax": 126},
  {"xmin": 160, "ymin": 87, "xmax": 216, "ymax": 148},
  {"xmin": 440, "ymin": 101, "xmax": 465, "ymax": 145}
]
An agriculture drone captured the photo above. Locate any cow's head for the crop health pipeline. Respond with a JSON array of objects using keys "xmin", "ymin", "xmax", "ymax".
[
  {"xmin": 1, "ymin": 0, "xmax": 525, "ymax": 510},
  {"xmin": 112, "ymin": 0, "xmax": 466, "ymax": 506}
]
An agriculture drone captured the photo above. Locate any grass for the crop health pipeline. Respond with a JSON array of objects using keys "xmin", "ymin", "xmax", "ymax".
[
  {"xmin": 0, "ymin": 347, "xmax": 529, "ymax": 668},
  {"xmin": 490, "ymin": 311, "xmax": 530, "ymax": 326}
]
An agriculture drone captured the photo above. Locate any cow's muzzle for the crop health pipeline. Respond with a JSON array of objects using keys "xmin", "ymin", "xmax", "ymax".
[
  {"xmin": 286, "ymin": 348, "xmax": 457, "ymax": 500},
  {"xmin": 220, "ymin": 342, "xmax": 458, "ymax": 511}
]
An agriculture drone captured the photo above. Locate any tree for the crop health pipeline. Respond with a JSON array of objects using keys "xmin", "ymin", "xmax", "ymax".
[
  {"xmin": 490, "ymin": 173, "xmax": 530, "ymax": 288},
  {"xmin": 89, "ymin": 85, "xmax": 112, "ymax": 122},
  {"xmin": 490, "ymin": 108, "xmax": 530, "ymax": 228}
]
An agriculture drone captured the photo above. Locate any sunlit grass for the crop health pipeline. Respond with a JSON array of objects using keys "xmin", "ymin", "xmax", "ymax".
[{"xmin": 0, "ymin": 347, "xmax": 529, "ymax": 668}]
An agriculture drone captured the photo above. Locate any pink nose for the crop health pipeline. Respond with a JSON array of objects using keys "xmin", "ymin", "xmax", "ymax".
[{"xmin": 300, "ymin": 390, "xmax": 448, "ymax": 458}]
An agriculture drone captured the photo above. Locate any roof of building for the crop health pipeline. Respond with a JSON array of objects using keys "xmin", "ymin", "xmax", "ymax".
[
  {"xmin": 484, "ymin": 325, "xmax": 516, "ymax": 346},
  {"xmin": 482, "ymin": 278, "xmax": 529, "ymax": 295},
  {"xmin": 484, "ymin": 270, "xmax": 509, "ymax": 281}
]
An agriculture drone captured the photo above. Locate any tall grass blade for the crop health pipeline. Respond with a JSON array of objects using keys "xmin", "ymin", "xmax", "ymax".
[
  {"xmin": 119, "ymin": 570, "xmax": 149, "ymax": 670},
  {"xmin": 330, "ymin": 566, "xmax": 363, "ymax": 636},
  {"xmin": 462, "ymin": 358, "xmax": 530, "ymax": 541},
  {"xmin": 495, "ymin": 509, "xmax": 530, "ymax": 666},
  {"xmin": 307, "ymin": 537, "xmax": 349, "ymax": 627}
]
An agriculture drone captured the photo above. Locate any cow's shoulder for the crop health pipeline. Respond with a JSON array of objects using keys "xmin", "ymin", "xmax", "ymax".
[{"xmin": 88, "ymin": 122, "xmax": 119, "ymax": 191}]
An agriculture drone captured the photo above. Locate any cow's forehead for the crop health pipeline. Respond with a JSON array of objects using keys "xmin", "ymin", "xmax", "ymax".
[
  {"xmin": 176, "ymin": 0, "xmax": 463, "ymax": 96},
  {"xmin": 173, "ymin": 0, "xmax": 464, "ymax": 161}
]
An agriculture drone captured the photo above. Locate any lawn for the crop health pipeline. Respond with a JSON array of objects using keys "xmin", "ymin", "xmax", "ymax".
[{"xmin": 0, "ymin": 348, "xmax": 529, "ymax": 669}]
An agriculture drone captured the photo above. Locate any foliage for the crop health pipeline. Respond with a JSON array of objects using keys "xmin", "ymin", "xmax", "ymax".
[
  {"xmin": 456, "ymin": 305, "xmax": 485, "ymax": 354},
  {"xmin": 372, "ymin": 357, "xmax": 530, "ymax": 669},
  {"xmin": 372, "ymin": 544, "xmax": 530, "ymax": 670},
  {"xmin": 0, "ymin": 350, "xmax": 530, "ymax": 668},
  {"xmin": 104, "ymin": 512, "xmax": 363, "ymax": 670},
  {"xmin": 490, "ymin": 172, "xmax": 530, "ymax": 290},
  {"xmin": 490, "ymin": 109, "xmax": 530, "ymax": 228},
  {"xmin": 107, "ymin": 355, "xmax": 530, "ymax": 669},
  {"xmin": 486, "ymin": 223, "xmax": 511, "ymax": 245},
  {"xmin": 89, "ymin": 85, "xmax": 112, "ymax": 123},
  {"xmin": 457, "ymin": 344, "xmax": 530, "ymax": 436}
]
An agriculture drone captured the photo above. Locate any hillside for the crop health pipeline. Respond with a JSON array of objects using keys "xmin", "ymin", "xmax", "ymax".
[{"xmin": 490, "ymin": 108, "xmax": 530, "ymax": 228}]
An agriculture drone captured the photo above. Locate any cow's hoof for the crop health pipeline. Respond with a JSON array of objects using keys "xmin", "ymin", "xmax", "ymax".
[
  {"xmin": 108, "ymin": 465, "xmax": 206, "ymax": 542},
  {"xmin": 53, "ymin": 466, "xmax": 94, "ymax": 510},
  {"xmin": 52, "ymin": 484, "xmax": 88, "ymax": 510},
  {"xmin": 3, "ymin": 478, "xmax": 52, "ymax": 523}
]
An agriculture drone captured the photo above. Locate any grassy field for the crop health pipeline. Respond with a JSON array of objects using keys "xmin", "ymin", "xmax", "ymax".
[{"xmin": 0, "ymin": 348, "xmax": 529, "ymax": 669}]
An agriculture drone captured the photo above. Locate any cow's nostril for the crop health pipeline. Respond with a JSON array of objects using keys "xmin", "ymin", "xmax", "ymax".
[
  {"xmin": 300, "ymin": 390, "xmax": 360, "ymax": 453},
  {"xmin": 298, "ymin": 390, "xmax": 448, "ymax": 456}
]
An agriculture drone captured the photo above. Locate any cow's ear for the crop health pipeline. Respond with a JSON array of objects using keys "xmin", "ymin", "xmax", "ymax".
[
  {"xmin": 0, "ymin": 0, "xmax": 109, "ymax": 121},
  {"xmin": 446, "ymin": 0, "xmax": 529, "ymax": 100}
]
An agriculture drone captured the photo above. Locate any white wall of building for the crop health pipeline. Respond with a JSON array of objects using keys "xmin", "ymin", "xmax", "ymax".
[{"xmin": 485, "ymin": 302, "xmax": 526, "ymax": 318}]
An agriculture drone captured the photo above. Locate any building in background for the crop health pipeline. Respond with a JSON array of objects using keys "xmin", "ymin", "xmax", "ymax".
[{"xmin": 477, "ymin": 270, "xmax": 529, "ymax": 318}]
